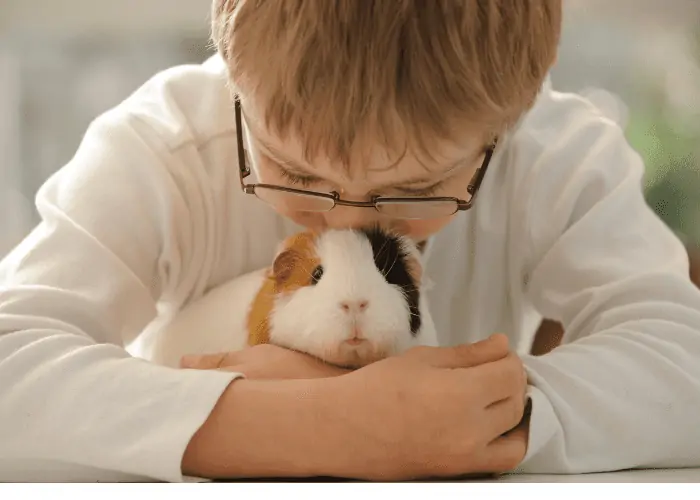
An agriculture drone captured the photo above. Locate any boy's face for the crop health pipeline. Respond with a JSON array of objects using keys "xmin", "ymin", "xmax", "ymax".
[{"xmin": 242, "ymin": 107, "xmax": 490, "ymax": 243}]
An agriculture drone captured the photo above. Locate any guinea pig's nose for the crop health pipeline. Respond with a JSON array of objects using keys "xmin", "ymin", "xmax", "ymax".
[{"xmin": 340, "ymin": 300, "xmax": 369, "ymax": 313}]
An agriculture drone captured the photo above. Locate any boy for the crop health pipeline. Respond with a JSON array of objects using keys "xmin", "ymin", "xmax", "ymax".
[{"xmin": 1, "ymin": 0, "xmax": 700, "ymax": 482}]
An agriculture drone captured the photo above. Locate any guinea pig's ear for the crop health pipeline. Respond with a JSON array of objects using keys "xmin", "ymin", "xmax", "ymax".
[
  {"xmin": 272, "ymin": 249, "xmax": 300, "ymax": 285},
  {"xmin": 270, "ymin": 230, "xmax": 320, "ymax": 288}
]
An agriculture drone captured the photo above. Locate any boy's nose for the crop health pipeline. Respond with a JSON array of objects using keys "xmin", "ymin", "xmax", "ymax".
[{"xmin": 322, "ymin": 203, "xmax": 383, "ymax": 230}]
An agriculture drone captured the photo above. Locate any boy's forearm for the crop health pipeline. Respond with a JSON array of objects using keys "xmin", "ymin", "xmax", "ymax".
[{"xmin": 181, "ymin": 377, "xmax": 347, "ymax": 479}]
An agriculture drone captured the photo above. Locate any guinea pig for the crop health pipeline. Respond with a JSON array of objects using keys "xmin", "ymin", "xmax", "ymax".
[{"xmin": 146, "ymin": 226, "xmax": 438, "ymax": 369}]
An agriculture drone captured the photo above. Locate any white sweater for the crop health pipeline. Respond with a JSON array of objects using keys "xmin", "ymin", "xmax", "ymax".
[{"xmin": 1, "ymin": 55, "xmax": 700, "ymax": 482}]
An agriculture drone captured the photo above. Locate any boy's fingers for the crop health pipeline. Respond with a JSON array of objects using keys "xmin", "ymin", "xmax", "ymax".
[
  {"xmin": 180, "ymin": 352, "xmax": 234, "ymax": 369},
  {"xmin": 474, "ymin": 353, "xmax": 527, "ymax": 405},
  {"xmin": 472, "ymin": 426, "xmax": 529, "ymax": 474},
  {"xmin": 426, "ymin": 333, "xmax": 510, "ymax": 369},
  {"xmin": 484, "ymin": 393, "xmax": 528, "ymax": 439}
]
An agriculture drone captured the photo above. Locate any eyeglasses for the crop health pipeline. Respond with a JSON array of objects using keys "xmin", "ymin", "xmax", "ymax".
[{"xmin": 234, "ymin": 95, "xmax": 496, "ymax": 220}]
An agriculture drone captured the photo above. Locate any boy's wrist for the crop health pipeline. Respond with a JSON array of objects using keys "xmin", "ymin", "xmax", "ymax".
[{"xmin": 181, "ymin": 375, "xmax": 358, "ymax": 479}]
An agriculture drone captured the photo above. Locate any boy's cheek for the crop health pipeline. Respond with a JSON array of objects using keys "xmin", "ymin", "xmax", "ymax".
[
  {"xmin": 400, "ymin": 217, "xmax": 454, "ymax": 242},
  {"xmin": 284, "ymin": 210, "xmax": 327, "ymax": 229}
]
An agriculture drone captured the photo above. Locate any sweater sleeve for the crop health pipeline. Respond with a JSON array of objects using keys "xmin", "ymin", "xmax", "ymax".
[
  {"xmin": 512, "ymin": 94, "xmax": 700, "ymax": 473},
  {"xmin": 0, "ymin": 110, "xmax": 241, "ymax": 482}
]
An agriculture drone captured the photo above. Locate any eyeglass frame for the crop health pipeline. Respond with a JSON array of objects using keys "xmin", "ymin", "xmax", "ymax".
[{"xmin": 234, "ymin": 94, "xmax": 497, "ymax": 216}]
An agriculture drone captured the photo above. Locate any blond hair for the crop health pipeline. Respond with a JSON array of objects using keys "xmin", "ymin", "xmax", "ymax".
[{"xmin": 212, "ymin": 0, "xmax": 561, "ymax": 165}]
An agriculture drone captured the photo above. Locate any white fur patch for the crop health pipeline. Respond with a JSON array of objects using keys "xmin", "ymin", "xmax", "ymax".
[{"xmin": 268, "ymin": 229, "xmax": 427, "ymax": 367}]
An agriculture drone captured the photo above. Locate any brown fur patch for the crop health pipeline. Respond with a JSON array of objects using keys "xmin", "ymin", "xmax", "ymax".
[
  {"xmin": 246, "ymin": 275, "xmax": 276, "ymax": 345},
  {"xmin": 402, "ymin": 242, "xmax": 423, "ymax": 287},
  {"xmin": 246, "ymin": 230, "xmax": 320, "ymax": 346}
]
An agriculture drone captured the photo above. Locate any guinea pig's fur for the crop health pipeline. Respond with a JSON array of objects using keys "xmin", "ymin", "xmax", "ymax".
[
  {"xmin": 145, "ymin": 226, "xmax": 437, "ymax": 369},
  {"xmin": 249, "ymin": 226, "xmax": 436, "ymax": 368}
]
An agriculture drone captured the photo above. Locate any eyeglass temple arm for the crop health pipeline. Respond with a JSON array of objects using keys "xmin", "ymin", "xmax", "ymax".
[
  {"xmin": 456, "ymin": 142, "xmax": 496, "ymax": 211},
  {"xmin": 234, "ymin": 96, "xmax": 251, "ymax": 183}
]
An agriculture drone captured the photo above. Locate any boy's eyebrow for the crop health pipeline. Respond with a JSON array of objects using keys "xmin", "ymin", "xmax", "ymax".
[
  {"xmin": 245, "ymin": 114, "xmax": 484, "ymax": 187},
  {"xmin": 260, "ymin": 139, "xmax": 479, "ymax": 188},
  {"xmin": 397, "ymin": 153, "xmax": 481, "ymax": 186},
  {"xmin": 255, "ymin": 137, "xmax": 317, "ymax": 174}
]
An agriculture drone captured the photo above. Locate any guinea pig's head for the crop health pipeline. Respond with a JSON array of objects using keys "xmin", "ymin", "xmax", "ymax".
[{"xmin": 266, "ymin": 227, "xmax": 425, "ymax": 368}]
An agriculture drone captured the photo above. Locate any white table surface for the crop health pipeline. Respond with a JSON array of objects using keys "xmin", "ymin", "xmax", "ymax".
[
  {"xmin": 479, "ymin": 468, "xmax": 700, "ymax": 483},
  {"xmin": 219, "ymin": 468, "xmax": 700, "ymax": 483}
]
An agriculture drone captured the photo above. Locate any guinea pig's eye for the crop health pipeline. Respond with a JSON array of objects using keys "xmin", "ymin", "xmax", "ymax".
[{"xmin": 311, "ymin": 265, "xmax": 324, "ymax": 284}]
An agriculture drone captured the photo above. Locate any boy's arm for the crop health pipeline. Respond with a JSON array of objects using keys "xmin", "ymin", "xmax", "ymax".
[
  {"xmin": 511, "ymin": 91, "xmax": 700, "ymax": 473},
  {"xmin": 181, "ymin": 377, "xmax": 336, "ymax": 479},
  {"xmin": 0, "ymin": 109, "xmax": 241, "ymax": 482}
]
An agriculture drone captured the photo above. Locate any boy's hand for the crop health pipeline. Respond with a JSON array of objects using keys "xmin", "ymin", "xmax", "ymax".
[
  {"xmin": 321, "ymin": 333, "xmax": 530, "ymax": 480},
  {"xmin": 181, "ymin": 334, "xmax": 529, "ymax": 480},
  {"xmin": 180, "ymin": 344, "xmax": 350, "ymax": 380}
]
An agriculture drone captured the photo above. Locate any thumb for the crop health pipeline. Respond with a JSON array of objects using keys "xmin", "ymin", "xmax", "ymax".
[
  {"xmin": 431, "ymin": 333, "xmax": 510, "ymax": 368},
  {"xmin": 180, "ymin": 352, "xmax": 231, "ymax": 370}
]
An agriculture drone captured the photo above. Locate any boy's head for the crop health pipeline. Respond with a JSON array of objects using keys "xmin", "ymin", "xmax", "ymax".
[{"xmin": 212, "ymin": 0, "xmax": 561, "ymax": 241}]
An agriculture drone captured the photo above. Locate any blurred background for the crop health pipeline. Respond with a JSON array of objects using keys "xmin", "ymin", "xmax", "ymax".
[{"xmin": 1, "ymin": 0, "xmax": 699, "ymax": 281}]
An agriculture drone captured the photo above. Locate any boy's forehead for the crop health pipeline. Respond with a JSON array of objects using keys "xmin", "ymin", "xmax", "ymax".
[{"xmin": 242, "ymin": 104, "xmax": 486, "ymax": 182}]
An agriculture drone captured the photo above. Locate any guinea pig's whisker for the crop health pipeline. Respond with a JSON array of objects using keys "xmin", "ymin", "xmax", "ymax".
[
  {"xmin": 377, "ymin": 240, "xmax": 393, "ymax": 266},
  {"xmin": 382, "ymin": 254, "xmax": 400, "ymax": 279},
  {"xmin": 398, "ymin": 286, "xmax": 420, "ymax": 297},
  {"xmin": 378, "ymin": 238, "xmax": 390, "ymax": 257}
]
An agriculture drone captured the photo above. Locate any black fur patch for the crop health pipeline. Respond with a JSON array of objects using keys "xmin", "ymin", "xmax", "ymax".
[{"xmin": 359, "ymin": 227, "xmax": 421, "ymax": 335}]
